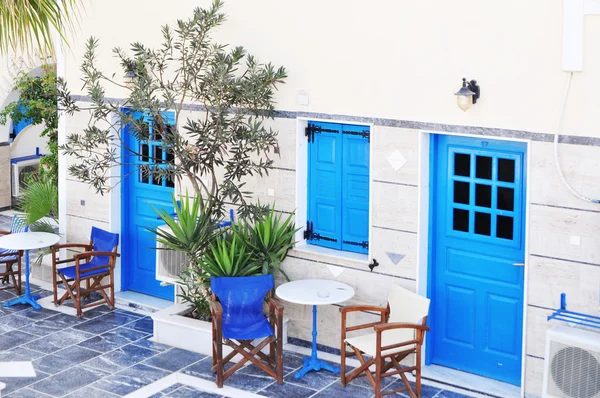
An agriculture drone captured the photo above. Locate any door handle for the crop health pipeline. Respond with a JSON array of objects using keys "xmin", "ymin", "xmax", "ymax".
[{"xmin": 512, "ymin": 262, "xmax": 525, "ymax": 267}]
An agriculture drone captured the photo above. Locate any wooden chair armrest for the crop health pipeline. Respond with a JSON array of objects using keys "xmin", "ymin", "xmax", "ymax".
[
  {"xmin": 74, "ymin": 251, "xmax": 120, "ymax": 260},
  {"xmin": 0, "ymin": 230, "xmax": 10, "ymax": 235},
  {"xmin": 373, "ymin": 322, "xmax": 430, "ymax": 333},
  {"xmin": 211, "ymin": 300, "xmax": 223, "ymax": 318},
  {"xmin": 268, "ymin": 297, "xmax": 284, "ymax": 314},
  {"xmin": 339, "ymin": 305, "xmax": 388, "ymax": 314},
  {"xmin": 52, "ymin": 243, "xmax": 92, "ymax": 251}
]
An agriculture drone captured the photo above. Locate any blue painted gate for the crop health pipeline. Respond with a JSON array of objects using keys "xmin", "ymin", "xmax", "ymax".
[
  {"xmin": 122, "ymin": 113, "xmax": 175, "ymax": 300},
  {"xmin": 430, "ymin": 135, "xmax": 526, "ymax": 385}
]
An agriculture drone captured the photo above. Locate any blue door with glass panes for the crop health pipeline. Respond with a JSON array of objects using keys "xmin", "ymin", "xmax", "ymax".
[
  {"xmin": 122, "ymin": 112, "xmax": 175, "ymax": 300},
  {"xmin": 429, "ymin": 135, "xmax": 526, "ymax": 386},
  {"xmin": 306, "ymin": 121, "xmax": 369, "ymax": 254}
]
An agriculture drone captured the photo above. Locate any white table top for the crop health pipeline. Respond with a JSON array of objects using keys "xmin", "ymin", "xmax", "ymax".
[
  {"xmin": 276, "ymin": 279, "xmax": 355, "ymax": 306},
  {"xmin": 0, "ymin": 232, "xmax": 60, "ymax": 251}
]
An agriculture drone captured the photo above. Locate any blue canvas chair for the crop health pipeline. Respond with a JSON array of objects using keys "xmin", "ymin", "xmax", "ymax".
[
  {"xmin": 0, "ymin": 216, "xmax": 27, "ymax": 294},
  {"xmin": 51, "ymin": 227, "xmax": 120, "ymax": 317},
  {"xmin": 211, "ymin": 274, "xmax": 284, "ymax": 388}
]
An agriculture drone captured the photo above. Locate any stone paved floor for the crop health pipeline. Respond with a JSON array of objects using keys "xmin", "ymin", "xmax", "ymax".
[{"xmin": 0, "ymin": 284, "xmax": 476, "ymax": 398}]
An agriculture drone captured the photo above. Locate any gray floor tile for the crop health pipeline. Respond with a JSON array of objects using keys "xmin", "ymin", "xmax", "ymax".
[
  {"xmin": 143, "ymin": 348, "xmax": 205, "ymax": 372},
  {"xmin": 77, "ymin": 326, "xmax": 150, "ymax": 352},
  {"xmin": 24, "ymin": 329, "xmax": 95, "ymax": 354},
  {"xmin": 33, "ymin": 346, "xmax": 101, "ymax": 375},
  {"xmin": 313, "ymin": 382, "xmax": 373, "ymax": 397},
  {"xmin": 5, "ymin": 387, "xmax": 53, "ymax": 397},
  {"xmin": 92, "ymin": 363, "xmax": 170, "ymax": 396},
  {"xmin": 0, "ymin": 370, "xmax": 50, "ymax": 395},
  {"xmin": 29, "ymin": 366, "xmax": 109, "ymax": 397},
  {"xmin": 132, "ymin": 336, "xmax": 172, "ymax": 352},
  {"xmin": 283, "ymin": 368, "xmax": 338, "ymax": 391},
  {"xmin": 85, "ymin": 343, "xmax": 158, "ymax": 373},
  {"xmin": 127, "ymin": 317, "xmax": 153, "ymax": 334},
  {"xmin": 0, "ymin": 331, "xmax": 38, "ymax": 351},
  {"xmin": 259, "ymin": 382, "xmax": 316, "ymax": 397},
  {"xmin": 167, "ymin": 386, "xmax": 221, "ymax": 397},
  {"xmin": 64, "ymin": 386, "xmax": 119, "ymax": 397}
]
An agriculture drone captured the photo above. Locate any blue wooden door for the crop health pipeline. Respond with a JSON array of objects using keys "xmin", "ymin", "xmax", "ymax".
[
  {"xmin": 122, "ymin": 113, "xmax": 175, "ymax": 300},
  {"xmin": 430, "ymin": 135, "xmax": 526, "ymax": 386}
]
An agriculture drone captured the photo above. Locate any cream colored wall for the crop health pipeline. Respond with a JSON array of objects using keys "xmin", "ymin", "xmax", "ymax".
[
  {"xmin": 65, "ymin": 0, "xmax": 600, "ymax": 138},
  {"xmin": 60, "ymin": 1, "xmax": 600, "ymax": 397}
]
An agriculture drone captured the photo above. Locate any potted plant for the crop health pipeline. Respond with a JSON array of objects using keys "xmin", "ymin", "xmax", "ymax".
[{"xmin": 151, "ymin": 195, "xmax": 295, "ymax": 355}]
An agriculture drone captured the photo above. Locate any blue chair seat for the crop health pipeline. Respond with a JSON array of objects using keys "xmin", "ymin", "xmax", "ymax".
[
  {"xmin": 222, "ymin": 317, "xmax": 273, "ymax": 340},
  {"xmin": 60, "ymin": 263, "xmax": 109, "ymax": 279},
  {"xmin": 0, "ymin": 249, "xmax": 18, "ymax": 262}
]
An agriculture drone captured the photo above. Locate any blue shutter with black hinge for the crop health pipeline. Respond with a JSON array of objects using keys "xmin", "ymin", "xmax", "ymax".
[
  {"xmin": 341, "ymin": 124, "xmax": 370, "ymax": 254},
  {"xmin": 306, "ymin": 121, "xmax": 342, "ymax": 250}
]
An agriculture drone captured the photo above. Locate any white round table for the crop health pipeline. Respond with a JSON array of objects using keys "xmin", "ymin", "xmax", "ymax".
[
  {"xmin": 0, "ymin": 232, "xmax": 60, "ymax": 309},
  {"xmin": 276, "ymin": 279, "xmax": 355, "ymax": 378}
]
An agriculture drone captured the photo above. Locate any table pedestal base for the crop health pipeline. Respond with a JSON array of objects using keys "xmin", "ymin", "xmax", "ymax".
[
  {"xmin": 4, "ymin": 293, "xmax": 41, "ymax": 309},
  {"xmin": 294, "ymin": 356, "xmax": 340, "ymax": 379},
  {"xmin": 294, "ymin": 304, "xmax": 340, "ymax": 379},
  {"xmin": 3, "ymin": 249, "xmax": 41, "ymax": 309}
]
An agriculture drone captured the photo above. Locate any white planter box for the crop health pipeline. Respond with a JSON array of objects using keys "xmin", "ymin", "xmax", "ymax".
[{"xmin": 151, "ymin": 302, "xmax": 288, "ymax": 357}]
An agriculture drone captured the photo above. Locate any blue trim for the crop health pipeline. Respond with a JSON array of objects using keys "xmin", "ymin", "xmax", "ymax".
[
  {"xmin": 425, "ymin": 134, "xmax": 436, "ymax": 366},
  {"xmin": 11, "ymin": 147, "xmax": 44, "ymax": 164},
  {"xmin": 548, "ymin": 293, "xmax": 600, "ymax": 330}
]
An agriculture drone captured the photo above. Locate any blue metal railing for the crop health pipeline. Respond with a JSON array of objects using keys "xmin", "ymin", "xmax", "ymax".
[{"xmin": 547, "ymin": 293, "xmax": 600, "ymax": 330}]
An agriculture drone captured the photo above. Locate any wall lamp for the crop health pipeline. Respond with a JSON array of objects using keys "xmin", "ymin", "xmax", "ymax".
[
  {"xmin": 124, "ymin": 70, "xmax": 136, "ymax": 88},
  {"xmin": 454, "ymin": 78, "xmax": 480, "ymax": 112}
]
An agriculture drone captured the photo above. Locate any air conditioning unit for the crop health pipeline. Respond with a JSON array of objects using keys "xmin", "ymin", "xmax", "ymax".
[
  {"xmin": 543, "ymin": 325, "xmax": 600, "ymax": 398},
  {"xmin": 11, "ymin": 158, "xmax": 40, "ymax": 197},
  {"xmin": 155, "ymin": 224, "xmax": 188, "ymax": 284}
]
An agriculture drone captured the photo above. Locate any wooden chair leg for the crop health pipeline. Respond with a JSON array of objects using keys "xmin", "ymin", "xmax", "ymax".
[
  {"xmin": 110, "ymin": 268, "xmax": 115, "ymax": 309},
  {"xmin": 374, "ymin": 356, "xmax": 383, "ymax": 398},
  {"xmin": 415, "ymin": 347, "xmax": 422, "ymax": 397},
  {"xmin": 276, "ymin": 313, "xmax": 283, "ymax": 384},
  {"xmin": 16, "ymin": 258, "xmax": 21, "ymax": 295},
  {"xmin": 340, "ymin": 342, "xmax": 347, "ymax": 386},
  {"xmin": 214, "ymin": 320, "xmax": 224, "ymax": 388}
]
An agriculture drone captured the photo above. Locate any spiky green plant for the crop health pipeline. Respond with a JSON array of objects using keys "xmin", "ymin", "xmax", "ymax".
[
  {"xmin": 201, "ymin": 230, "xmax": 260, "ymax": 277},
  {"xmin": 239, "ymin": 204, "xmax": 298, "ymax": 280},
  {"xmin": 18, "ymin": 177, "xmax": 58, "ymax": 233},
  {"xmin": 151, "ymin": 191, "xmax": 219, "ymax": 271}
]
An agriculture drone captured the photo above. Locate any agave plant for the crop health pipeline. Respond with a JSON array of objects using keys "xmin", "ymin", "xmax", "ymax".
[
  {"xmin": 201, "ymin": 230, "xmax": 261, "ymax": 277},
  {"xmin": 239, "ymin": 204, "xmax": 298, "ymax": 280},
  {"xmin": 151, "ymin": 191, "xmax": 219, "ymax": 272}
]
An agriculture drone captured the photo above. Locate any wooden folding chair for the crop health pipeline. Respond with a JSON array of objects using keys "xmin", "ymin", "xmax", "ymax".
[
  {"xmin": 51, "ymin": 227, "xmax": 120, "ymax": 317},
  {"xmin": 210, "ymin": 274, "xmax": 284, "ymax": 388},
  {"xmin": 340, "ymin": 285, "xmax": 430, "ymax": 398},
  {"xmin": 0, "ymin": 216, "xmax": 26, "ymax": 294}
]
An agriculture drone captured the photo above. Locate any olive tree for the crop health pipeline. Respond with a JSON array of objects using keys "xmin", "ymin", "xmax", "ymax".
[{"xmin": 59, "ymin": 0, "xmax": 287, "ymax": 220}]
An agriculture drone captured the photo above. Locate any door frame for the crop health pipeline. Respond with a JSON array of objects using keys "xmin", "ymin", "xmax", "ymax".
[{"xmin": 415, "ymin": 131, "xmax": 531, "ymax": 394}]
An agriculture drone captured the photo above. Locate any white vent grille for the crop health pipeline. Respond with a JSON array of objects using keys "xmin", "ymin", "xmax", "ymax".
[
  {"xmin": 155, "ymin": 224, "xmax": 188, "ymax": 285},
  {"xmin": 544, "ymin": 325, "xmax": 600, "ymax": 398}
]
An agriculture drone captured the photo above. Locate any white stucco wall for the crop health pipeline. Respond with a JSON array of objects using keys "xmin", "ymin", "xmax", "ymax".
[{"xmin": 60, "ymin": 2, "xmax": 600, "ymax": 397}]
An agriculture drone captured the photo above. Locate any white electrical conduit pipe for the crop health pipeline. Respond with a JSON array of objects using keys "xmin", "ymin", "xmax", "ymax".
[{"xmin": 554, "ymin": 72, "xmax": 600, "ymax": 204}]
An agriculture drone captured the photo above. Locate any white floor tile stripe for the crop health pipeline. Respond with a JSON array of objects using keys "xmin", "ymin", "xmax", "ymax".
[
  {"xmin": 123, "ymin": 372, "xmax": 262, "ymax": 398},
  {"xmin": 0, "ymin": 361, "xmax": 36, "ymax": 378}
]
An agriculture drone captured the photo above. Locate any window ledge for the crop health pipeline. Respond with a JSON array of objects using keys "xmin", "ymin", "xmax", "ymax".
[{"xmin": 289, "ymin": 244, "xmax": 370, "ymax": 267}]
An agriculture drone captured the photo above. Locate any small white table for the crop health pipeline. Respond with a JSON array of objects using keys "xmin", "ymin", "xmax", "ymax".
[
  {"xmin": 276, "ymin": 279, "xmax": 355, "ymax": 378},
  {"xmin": 0, "ymin": 232, "xmax": 60, "ymax": 309}
]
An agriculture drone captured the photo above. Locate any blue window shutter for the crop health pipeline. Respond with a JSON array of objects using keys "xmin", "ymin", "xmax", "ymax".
[
  {"xmin": 307, "ymin": 122, "xmax": 342, "ymax": 250},
  {"xmin": 341, "ymin": 125, "xmax": 370, "ymax": 254}
]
